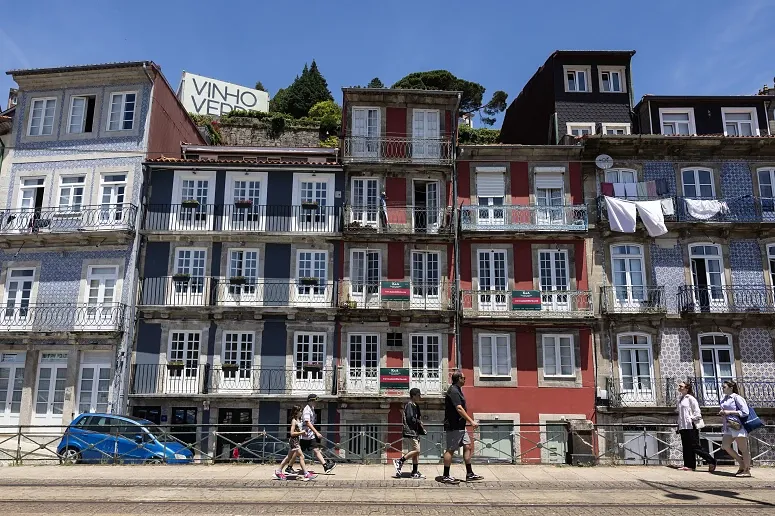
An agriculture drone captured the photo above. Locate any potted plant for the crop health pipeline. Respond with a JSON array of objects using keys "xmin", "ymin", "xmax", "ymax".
[
  {"xmin": 166, "ymin": 361, "xmax": 185, "ymax": 371},
  {"xmin": 229, "ymin": 276, "xmax": 248, "ymax": 286},
  {"xmin": 172, "ymin": 273, "xmax": 191, "ymax": 282},
  {"xmin": 305, "ymin": 362, "xmax": 323, "ymax": 370},
  {"xmin": 299, "ymin": 277, "xmax": 319, "ymax": 286},
  {"xmin": 342, "ymin": 300, "xmax": 358, "ymax": 309},
  {"xmin": 234, "ymin": 199, "xmax": 253, "ymax": 209},
  {"xmin": 301, "ymin": 201, "xmax": 319, "ymax": 210},
  {"xmin": 221, "ymin": 363, "xmax": 240, "ymax": 371},
  {"xmin": 181, "ymin": 199, "xmax": 200, "ymax": 208}
]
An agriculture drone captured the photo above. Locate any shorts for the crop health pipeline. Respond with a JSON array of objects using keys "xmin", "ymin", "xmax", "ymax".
[
  {"xmin": 289, "ymin": 437, "xmax": 301, "ymax": 451},
  {"xmin": 300, "ymin": 437, "xmax": 322, "ymax": 452},
  {"xmin": 404, "ymin": 437, "xmax": 420, "ymax": 453},
  {"xmin": 445, "ymin": 429, "xmax": 471, "ymax": 452}
]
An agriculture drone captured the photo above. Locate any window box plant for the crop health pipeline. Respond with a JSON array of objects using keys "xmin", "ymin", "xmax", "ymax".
[
  {"xmin": 229, "ymin": 276, "xmax": 248, "ymax": 286},
  {"xmin": 172, "ymin": 273, "xmax": 191, "ymax": 282},
  {"xmin": 181, "ymin": 199, "xmax": 200, "ymax": 208},
  {"xmin": 221, "ymin": 363, "xmax": 240, "ymax": 371},
  {"xmin": 234, "ymin": 199, "xmax": 253, "ymax": 209},
  {"xmin": 301, "ymin": 201, "xmax": 319, "ymax": 210},
  {"xmin": 299, "ymin": 277, "xmax": 319, "ymax": 286},
  {"xmin": 166, "ymin": 361, "xmax": 185, "ymax": 371}
]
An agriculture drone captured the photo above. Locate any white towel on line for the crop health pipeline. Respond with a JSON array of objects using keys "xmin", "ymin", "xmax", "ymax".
[
  {"xmin": 684, "ymin": 198, "xmax": 726, "ymax": 220},
  {"xmin": 605, "ymin": 196, "xmax": 637, "ymax": 233},
  {"xmin": 660, "ymin": 198, "xmax": 675, "ymax": 216},
  {"xmin": 635, "ymin": 200, "xmax": 668, "ymax": 237},
  {"xmin": 623, "ymin": 183, "xmax": 638, "ymax": 198},
  {"xmin": 613, "ymin": 183, "xmax": 626, "ymax": 197}
]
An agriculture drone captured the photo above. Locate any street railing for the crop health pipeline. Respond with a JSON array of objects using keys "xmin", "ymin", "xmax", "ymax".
[
  {"xmin": 600, "ymin": 286, "xmax": 667, "ymax": 314},
  {"xmin": 342, "ymin": 136, "xmax": 453, "ymax": 165},
  {"xmin": 2, "ymin": 422, "xmax": 773, "ymax": 467},
  {"xmin": 605, "ymin": 376, "xmax": 775, "ymax": 408},
  {"xmin": 460, "ymin": 204, "xmax": 588, "ymax": 232},
  {"xmin": 0, "ymin": 204, "xmax": 137, "ymax": 233},
  {"xmin": 343, "ymin": 205, "xmax": 454, "ymax": 235},
  {"xmin": 0, "ymin": 303, "xmax": 127, "ymax": 332}
]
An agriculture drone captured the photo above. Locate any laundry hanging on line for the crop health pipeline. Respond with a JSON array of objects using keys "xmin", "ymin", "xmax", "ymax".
[
  {"xmin": 604, "ymin": 196, "xmax": 668, "ymax": 237},
  {"xmin": 635, "ymin": 200, "xmax": 668, "ymax": 237},
  {"xmin": 683, "ymin": 198, "xmax": 728, "ymax": 220}
]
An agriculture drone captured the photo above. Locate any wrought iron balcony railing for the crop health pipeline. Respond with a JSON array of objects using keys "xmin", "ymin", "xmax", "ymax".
[
  {"xmin": 600, "ymin": 286, "xmax": 667, "ymax": 314},
  {"xmin": 337, "ymin": 365, "xmax": 445, "ymax": 396},
  {"xmin": 142, "ymin": 204, "xmax": 342, "ymax": 233},
  {"xmin": 677, "ymin": 285, "xmax": 775, "ymax": 314},
  {"xmin": 0, "ymin": 204, "xmax": 137, "ymax": 233},
  {"xmin": 338, "ymin": 280, "xmax": 453, "ymax": 311},
  {"xmin": 604, "ymin": 376, "xmax": 775, "ymax": 408},
  {"xmin": 0, "ymin": 303, "xmax": 126, "ymax": 332},
  {"xmin": 140, "ymin": 277, "xmax": 337, "ymax": 308},
  {"xmin": 460, "ymin": 290, "xmax": 593, "ymax": 318},
  {"xmin": 460, "ymin": 204, "xmax": 588, "ymax": 232},
  {"xmin": 342, "ymin": 136, "xmax": 453, "ymax": 165},
  {"xmin": 343, "ymin": 205, "xmax": 454, "ymax": 235}
]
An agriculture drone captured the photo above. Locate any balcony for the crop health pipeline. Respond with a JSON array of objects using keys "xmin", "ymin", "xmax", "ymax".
[
  {"xmin": 600, "ymin": 286, "xmax": 666, "ymax": 314},
  {"xmin": 460, "ymin": 290, "xmax": 593, "ymax": 319},
  {"xmin": 342, "ymin": 136, "xmax": 453, "ymax": 165},
  {"xmin": 0, "ymin": 204, "xmax": 137, "ymax": 234},
  {"xmin": 142, "ymin": 204, "xmax": 342, "ymax": 234},
  {"xmin": 140, "ymin": 277, "xmax": 336, "ymax": 309},
  {"xmin": 0, "ymin": 303, "xmax": 126, "ymax": 332},
  {"xmin": 344, "ymin": 205, "xmax": 454, "ymax": 235},
  {"xmin": 677, "ymin": 286, "xmax": 775, "ymax": 314},
  {"xmin": 605, "ymin": 376, "xmax": 775, "ymax": 408},
  {"xmin": 460, "ymin": 205, "xmax": 588, "ymax": 232},
  {"xmin": 338, "ymin": 365, "xmax": 445, "ymax": 396},
  {"xmin": 338, "ymin": 280, "xmax": 453, "ymax": 311}
]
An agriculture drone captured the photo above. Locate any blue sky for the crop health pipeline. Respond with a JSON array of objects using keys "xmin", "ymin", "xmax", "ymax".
[{"xmin": 1, "ymin": 0, "xmax": 773, "ymax": 127}]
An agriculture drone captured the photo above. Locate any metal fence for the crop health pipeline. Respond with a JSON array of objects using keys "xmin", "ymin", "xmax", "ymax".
[
  {"xmin": 677, "ymin": 285, "xmax": 775, "ymax": 314},
  {"xmin": 600, "ymin": 286, "xmax": 667, "ymax": 314},
  {"xmin": 0, "ymin": 204, "xmax": 137, "ymax": 233},
  {"xmin": 342, "ymin": 136, "xmax": 454, "ymax": 165},
  {"xmin": 343, "ymin": 205, "xmax": 454, "ymax": 234},
  {"xmin": 1, "ymin": 422, "xmax": 773, "ymax": 467},
  {"xmin": 460, "ymin": 204, "xmax": 588, "ymax": 232},
  {"xmin": 0, "ymin": 303, "xmax": 127, "ymax": 332}
]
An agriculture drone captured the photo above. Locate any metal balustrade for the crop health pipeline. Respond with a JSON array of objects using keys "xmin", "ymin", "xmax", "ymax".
[
  {"xmin": 343, "ymin": 205, "xmax": 454, "ymax": 234},
  {"xmin": 342, "ymin": 136, "xmax": 453, "ymax": 165},
  {"xmin": 338, "ymin": 280, "xmax": 453, "ymax": 311},
  {"xmin": 677, "ymin": 285, "xmax": 775, "ymax": 314},
  {"xmin": 140, "ymin": 277, "xmax": 337, "ymax": 308},
  {"xmin": 460, "ymin": 290, "xmax": 593, "ymax": 318},
  {"xmin": 604, "ymin": 376, "xmax": 775, "ymax": 408},
  {"xmin": 142, "ymin": 204, "xmax": 343, "ymax": 233},
  {"xmin": 460, "ymin": 204, "xmax": 588, "ymax": 231},
  {"xmin": 0, "ymin": 303, "xmax": 126, "ymax": 332},
  {"xmin": 0, "ymin": 204, "xmax": 137, "ymax": 233},
  {"xmin": 600, "ymin": 286, "xmax": 667, "ymax": 314}
]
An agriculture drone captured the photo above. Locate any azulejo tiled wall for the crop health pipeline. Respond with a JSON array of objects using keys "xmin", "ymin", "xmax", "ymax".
[
  {"xmin": 650, "ymin": 241, "xmax": 684, "ymax": 313},
  {"xmin": 729, "ymin": 240, "xmax": 765, "ymax": 288},
  {"xmin": 720, "ymin": 161, "xmax": 753, "ymax": 199},
  {"xmin": 643, "ymin": 161, "xmax": 676, "ymax": 196},
  {"xmin": 658, "ymin": 327, "xmax": 694, "ymax": 380},
  {"xmin": 739, "ymin": 328, "xmax": 775, "ymax": 378}
]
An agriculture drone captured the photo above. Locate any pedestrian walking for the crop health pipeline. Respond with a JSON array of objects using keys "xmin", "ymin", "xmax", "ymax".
[
  {"xmin": 719, "ymin": 380, "xmax": 752, "ymax": 477},
  {"xmin": 394, "ymin": 387, "xmax": 426, "ymax": 479},
  {"xmin": 290, "ymin": 394, "xmax": 336, "ymax": 474},
  {"xmin": 676, "ymin": 381, "xmax": 717, "ymax": 472},
  {"xmin": 441, "ymin": 371, "xmax": 483, "ymax": 484},
  {"xmin": 275, "ymin": 405, "xmax": 316, "ymax": 481}
]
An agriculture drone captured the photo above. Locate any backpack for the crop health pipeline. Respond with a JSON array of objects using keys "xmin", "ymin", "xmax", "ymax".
[{"xmin": 735, "ymin": 395, "xmax": 764, "ymax": 433}]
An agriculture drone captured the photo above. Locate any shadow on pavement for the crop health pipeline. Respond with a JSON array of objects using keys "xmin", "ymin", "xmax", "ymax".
[{"xmin": 640, "ymin": 479, "xmax": 775, "ymax": 507}]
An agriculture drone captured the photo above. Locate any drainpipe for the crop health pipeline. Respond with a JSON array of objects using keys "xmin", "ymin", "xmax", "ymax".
[
  {"xmin": 763, "ymin": 100, "xmax": 772, "ymax": 136},
  {"xmin": 647, "ymin": 100, "xmax": 653, "ymax": 134},
  {"xmin": 453, "ymin": 93, "xmax": 462, "ymax": 371},
  {"xmin": 552, "ymin": 113, "xmax": 559, "ymax": 145},
  {"xmin": 142, "ymin": 62, "xmax": 154, "ymax": 85}
]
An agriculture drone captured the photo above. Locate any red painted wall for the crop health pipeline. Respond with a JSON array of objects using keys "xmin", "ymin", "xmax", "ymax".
[
  {"xmin": 385, "ymin": 177, "xmax": 407, "ymax": 224},
  {"xmin": 457, "ymin": 161, "xmax": 470, "ymax": 204},
  {"xmin": 510, "ymin": 162, "xmax": 530, "ymax": 204},
  {"xmin": 387, "ymin": 243, "xmax": 405, "ymax": 280},
  {"xmin": 386, "ymin": 108, "xmax": 407, "ymax": 159},
  {"xmin": 147, "ymin": 74, "xmax": 205, "ymax": 157},
  {"xmin": 513, "ymin": 243, "xmax": 533, "ymax": 289},
  {"xmin": 386, "ymin": 351, "xmax": 403, "ymax": 367},
  {"xmin": 569, "ymin": 161, "xmax": 583, "ymax": 205}
]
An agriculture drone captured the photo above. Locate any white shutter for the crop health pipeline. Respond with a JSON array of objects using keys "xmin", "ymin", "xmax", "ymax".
[
  {"xmin": 476, "ymin": 172, "xmax": 505, "ymax": 198},
  {"xmin": 535, "ymin": 173, "xmax": 564, "ymax": 190},
  {"xmin": 413, "ymin": 110, "xmax": 425, "ymax": 138},
  {"xmin": 495, "ymin": 336, "xmax": 510, "ymax": 375},
  {"xmin": 480, "ymin": 336, "xmax": 493, "ymax": 375},
  {"xmin": 353, "ymin": 109, "xmax": 366, "ymax": 137},
  {"xmin": 426, "ymin": 111, "xmax": 439, "ymax": 138}
]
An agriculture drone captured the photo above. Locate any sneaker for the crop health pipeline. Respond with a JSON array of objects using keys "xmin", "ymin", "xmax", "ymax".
[
  {"xmin": 302, "ymin": 472, "xmax": 317, "ymax": 481},
  {"xmin": 274, "ymin": 470, "xmax": 287, "ymax": 480},
  {"xmin": 466, "ymin": 473, "xmax": 484, "ymax": 481},
  {"xmin": 285, "ymin": 465, "xmax": 297, "ymax": 474},
  {"xmin": 393, "ymin": 458, "xmax": 403, "ymax": 476},
  {"xmin": 441, "ymin": 476, "xmax": 460, "ymax": 484},
  {"xmin": 411, "ymin": 472, "xmax": 426, "ymax": 479},
  {"xmin": 324, "ymin": 461, "xmax": 336, "ymax": 473}
]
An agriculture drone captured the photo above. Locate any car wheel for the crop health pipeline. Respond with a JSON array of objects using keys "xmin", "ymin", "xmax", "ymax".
[
  {"xmin": 59, "ymin": 447, "xmax": 81, "ymax": 465},
  {"xmin": 145, "ymin": 457, "xmax": 163, "ymax": 465}
]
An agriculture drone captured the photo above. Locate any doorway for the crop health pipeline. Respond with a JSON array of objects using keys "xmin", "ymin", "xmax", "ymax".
[
  {"xmin": 216, "ymin": 408, "xmax": 252, "ymax": 460},
  {"xmin": 412, "ymin": 180, "xmax": 440, "ymax": 233}
]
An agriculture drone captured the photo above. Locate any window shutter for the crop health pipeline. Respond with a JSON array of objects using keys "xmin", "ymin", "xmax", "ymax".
[
  {"xmin": 535, "ymin": 173, "xmax": 564, "ymax": 190},
  {"xmin": 543, "ymin": 336, "xmax": 556, "ymax": 375},
  {"xmin": 480, "ymin": 337, "xmax": 493, "ymax": 375},
  {"xmin": 496, "ymin": 336, "xmax": 509, "ymax": 376},
  {"xmin": 476, "ymin": 172, "xmax": 505, "ymax": 198}
]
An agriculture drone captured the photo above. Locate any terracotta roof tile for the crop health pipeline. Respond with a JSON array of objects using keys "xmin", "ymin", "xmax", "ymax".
[{"xmin": 146, "ymin": 157, "xmax": 341, "ymax": 166}]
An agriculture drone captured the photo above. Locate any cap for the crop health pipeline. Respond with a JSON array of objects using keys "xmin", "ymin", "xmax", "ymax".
[{"xmin": 307, "ymin": 394, "xmax": 318, "ymax": 402}]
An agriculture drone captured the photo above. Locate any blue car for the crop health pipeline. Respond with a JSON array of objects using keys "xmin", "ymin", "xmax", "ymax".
[{"xmin": 57, "ymin": 413, "xmax": 194, "ymax": 464}]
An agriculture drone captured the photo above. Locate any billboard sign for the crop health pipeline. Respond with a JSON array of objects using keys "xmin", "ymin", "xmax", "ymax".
[{"xmin": 178, "ymin": 72, "xmax": 269, "ymax": 116}]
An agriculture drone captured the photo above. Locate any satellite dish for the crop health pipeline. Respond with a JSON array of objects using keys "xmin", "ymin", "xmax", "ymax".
[{"xmin": 595, "ymin": 154, "xmax": 613, "ymax": 170}]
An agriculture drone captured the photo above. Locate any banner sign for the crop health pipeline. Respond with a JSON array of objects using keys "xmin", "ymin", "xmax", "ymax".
[
  {"xmin": 511, "ymin": 290, "xmax": 542, "ymax": 310},
  {"xmin": 380, "ymin": 368, "xmax": 410, "ymax": 389},
  {"xmin": 381, "ymin": 281, "xmax": 411, "ymax": 301}
]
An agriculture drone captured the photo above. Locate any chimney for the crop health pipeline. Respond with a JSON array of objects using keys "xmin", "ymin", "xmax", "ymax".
[{"xmin": 7, "ymin": 88, "xmax": 17, "ymax": 111}]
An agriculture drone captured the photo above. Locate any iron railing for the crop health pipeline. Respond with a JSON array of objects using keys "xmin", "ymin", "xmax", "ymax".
[
  {"xmin": 343, "ymin": 205, "xmax": 454, "ymax": 234},
  {"xmin": 600, "ymin": 286, "xmax": 667, "ymax": 314},
  {"xmin": 342, "ymin": 136, "xmax": 453, "ymax": 165},
  {"xmin": 460, "ymin": 204, "xmax": 588, "ymax": 232},
  {"xmin": 460, "ymin": 290, "xmax": 594, "ymax": 318},
  {"xmin": 338, "ymin": 280, "xmax": 454, "ymax": 311},
  {"xmin": 0, "ymin": 303, "xmax": 126, "ymax": 332},
  {"xmin": 142, "ymin": 204, "xmax": 343, "ymax": 233},
  {"xmin": 677, "ymin": 285, "xmax": 775, "ymax": 314},
  {"xmin": 0, "ymin": 204, "xmax": 137, "ymax": 233},
  {"xmin": 140, "ymin": 277, "xmax": 337, "ymax": 308},
  {"xmin": 2, "ymin": 422, "xmax": 774, "ymax": 467}
]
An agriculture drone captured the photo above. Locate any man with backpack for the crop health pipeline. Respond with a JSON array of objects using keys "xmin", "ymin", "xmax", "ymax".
[{"xmin": 394, "ymin": 387, "xmax": 426, "ymax": 479}]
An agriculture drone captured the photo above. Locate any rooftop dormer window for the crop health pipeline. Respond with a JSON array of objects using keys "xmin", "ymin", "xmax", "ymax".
[
  {"xmin": 564, "ymin": 66, "xmax": 590, "ymax": 93},
  {"xmin": 599, "ymin": 68, "xmax": 625, "ymax": 93},
  {"xmin": 721, "ymin": 107, "xmax": 758, "ymax": 136}
]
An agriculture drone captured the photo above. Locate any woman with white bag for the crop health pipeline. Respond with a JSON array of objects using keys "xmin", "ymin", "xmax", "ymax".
[
  {"xmin": 677, "ymin": 381, "xmax": 717, "ymax": 472},
  {"xmin": 719, "ymin": 380, "xmax": 752, "ymax": 477}
]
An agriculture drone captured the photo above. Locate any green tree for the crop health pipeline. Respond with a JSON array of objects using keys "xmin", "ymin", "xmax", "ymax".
[
  {"xmin": 367, "ymin": 77, "xmax": 384, "ymax": 88},
  {"xmin": 391, "ymin": 70, "xmax": 507, "ymax": 126},
  {"xmin": 254, "ymin": 81, "xmax": 266, "ymax": 92},
  {"xmin": 270, "ymin": 60, "xmax": 334, "ymax": 118},
  {"xmin": 308, "ymin": 100, "xmax": 342, "ymax": 135}
]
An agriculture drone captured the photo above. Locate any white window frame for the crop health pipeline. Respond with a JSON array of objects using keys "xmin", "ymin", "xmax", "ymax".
[
  {"xmin": 409, "ymin": 333, "xmax": 442, "ymax": 394},
  {"xmin": 601, "ymin": 123, "xmax": 631, "ymax": 135},
  {"xmin": 757, "ymin": 167, "xmax": 775, "ymax": 215},
  {"xmin": 681, "ymin": 167, "xmax": 716, "ymax": 198},
  {"xmin": 659, "ymin": 108, "xmax": 696, "ymax": 136},
  {"xmin": 224, "ymin": 171, "xmax": 268, "ymax": 231},
  {"xmin": 349, "ymin": 248, "xmax": 381, "ymax": 307},
  {"xmin": 2, "ymin": 268, "xmax": 36, "ymax": 327},
  {"xmin": 563, "ymin": 66, "xmax": 591, "ymax": 93},
  {"xmin": 412, "ymin": 109, "xmax": 441, "ymax": 160},
  {"xmin": 346, "ymin": 333, "xmax": 380, "ymax": 393},
  {"xmin": 33, "ymin": 352, "xmax": 68, "ymax": 424},
  {"xmin": 542, "ymin": 334, "xmax": 575, "ymax": 378},
  {"xmin": 67, "ymin": 95, "xmax": 91, "ymax": 134},
  {"xmin": 292, "ymin": 173, "xmax": 335, "ymax": 232},
  {"xmin": 99, "ymin": 173, "xmax": 128, "ymax": 224},
  {"xmin": 721, "ymin": 107, "xmax": 759, "ymax": 137},
  {"xmin": 27, "ymin": 97, "xmax": 57, "ymax": 136},
  {"xmin": 350, "ymin": 177, "xmax": 380, "ymax": 227},
  {"xmin": 617, "ymin": 333, "xmax": 654, "ymax": 402},
  {"xmin": 107, "ymin": 91, "xmax": 138, "ymax": 131},
  {"xmin": 171, "ymin": 171, "xmax": 216, "ymax": 230},
  {"xmin": 698, "ymin": 333, "xmax": 734, "ymax": 405},
  {"xmin": 688, "ymin": 243, "xmax": 727, "ymax": 307},
  {"xmin": 295, "ymin": 249, "xmax": 329, "ymax": 306},
  {"xmin": 410, "ymin": 250, "xmax": 441, "ymax": 309},
  {"xmin": 768, "ymin": 245, "xmax": 775, "ymax": 288},
  {"xmin": 604, "ymin": 168, "xmax": 637, "ymax": 184},
  {"xmin": 76, "ymin": 355, "xmax": 112, "ymax": 414},
  {"xmin": 610, "ymin": 244, "xmax": 646, "ymax": 305},
  {"xmin": 56, "ymin": 175, "xmax": 87, "ymax": 213},
  {"xmin": 0, "ymin": 352, "xmax": 26, "ymax": 425},
  {"xmin": 478, "ymin": 333, "xmax": 511, "ymax": 378},
  {"xmin": 599, "ymin": 68, "xmax": 626, "ymax": 93},
  {"xmin": 292, "ymin": 331, "xmax": 327, "ymax": 393},
  {"xmin": 351, "ymin": 106, "xmax": 381, "ymax": 158},
  {"xmin": 566, "ymin": 123, "xmax": 596, "ymax": 137},
  {"xmin": 84, "ymin": 265, "xmax": 120, "ymax": 319},
  {"xmin": 219, "ymin": 331, "xmax": 255, "ymax": 391},
  {"xmin": 165, "ymin": 330, "xmax": 202, "ymax": 394},
  {"xmin": 477, "ymin": 249, "xmax": 508, "ymax": 311}
]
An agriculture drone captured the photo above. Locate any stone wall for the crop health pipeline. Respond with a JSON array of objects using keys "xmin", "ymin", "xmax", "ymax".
[{"xmin": 218, "ymin": 118, "xmax": 322, "ymax": 147}]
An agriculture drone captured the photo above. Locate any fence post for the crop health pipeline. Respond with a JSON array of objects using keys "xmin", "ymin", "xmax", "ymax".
[
  {"xmin": 15, "ymin": 425, "xmax": 22, "ymax": 465},
  {"xmin": 642, "ymin": 426, "xmax": 648, "ymax": 465}
]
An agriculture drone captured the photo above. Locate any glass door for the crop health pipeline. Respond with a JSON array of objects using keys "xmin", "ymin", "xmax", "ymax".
[
  {"xmin": 296, "ymin": 251, "xmax": 328, "ymax": 306},
  {"xmin": 690, "ymin": 245, "xmax": 725, "ymax": 311},
  {"xmin": 3, "ymin": 269, "xmax": 34, "ymax": 329},
  {"xmin": 84, "ymin": 266, "xmax": 118, "ymax": 328},
  {"xmin": 536, "ymin": 187, "xmax": 564, "ymax": 226},
  {"xmin": 611, "ymin": 245, "xmax": 645, "ymax": 308},
  {"xmin": 166, "ymin": 332, "xmax": 200, "ymax": 395},
  {"xmin": 477, "ymin": 251, "xmax": 507, "ymax": 312},
  {"xmin": 347, "ymin": 334, "xmax": 379, "ymax": 394},
  {"xmin": 293, "ymin": 333, "xmax": 326, "ymax": 392},
  {"xmin": 33, "ymin": 353, "xmax": 68, "ymax": 426},
  {"xmin": 411, "ymin": 252, "xmax": 440, "ymax": 309},
  {"xmin": 618, "ymin": 335, "xmax": 654, "ymax": 404},
  {"xmin": 410, "ymin": 334, "xmax": 441, "ymax": 394},
  {"xmin": 173, "ymin": 248, "xmax": 207, "ymax": 306},
  {"xmin": 350, "ymin": 250, "xmax": 380, "ymax": 308},
  {"xmin": 352, "ymin": 108, "xmax": 379, "ymax": 158},
  {"xmin": 229, "ymin": 179, "xmax": 263, "ymax": 231},
  {"xmin": 351, "ymin": 178, "xmax": 379, "ymax": 228},
  {"xmin": 699, "ymin": 335, "xmax": 734, "ymax": 406},
  {"xmin": 100, "ymin": 174, "xmax": 127, "ymax": 225},
  {"xmin": 539, "ymin": 250, "xmax": 569, "ymax": 311},
  {"xmin": 223, "ymin": 249, "xmax": 259, "ymax": 305},
  {"xmin": 219, "ymin": 332, "xmax": 254, "ymax": 392},
  {"xmin": 0, "ymin": 352, "xmax": 25, "ymax": 426},
  {"xmin": 412, "ymin": 109, "xmax": 440, "ymax": 160},
  {"xmin": 177, "ymin": 178, "xmax": 212, "ymax": 230}
]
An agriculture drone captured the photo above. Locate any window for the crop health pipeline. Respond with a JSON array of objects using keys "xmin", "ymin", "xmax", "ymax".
[
  {"xmin": 3, "ymin": 268, "xmax": 35, "ymax": 321},
  {"xmin": 100, "ymin": 173, "xmax": 127, "ymax": 223},
  {"xmin": 478, "ymin": 334, "xmax": 510, "ymax": 377},
  {"xmin": 387, "ymin": 333, "xmax": 403, "ymax": 347},
  {"xmin": 350, "ymin": 177, "xmax": 379, "ymax": 226},
  {"xmin": 35, "ymin": 353, "xmax": 68, "ymax": 420},
  {"xmin": 721, "ymin": 108, "xmax": 758, "ymax": 137},
  {"xmin": 538, "ymin": 250, "xmax": 569, "ymax": 311},
  {"xmin": 542, "ymin": 335, "xmax": 574, "ymax": 377},
  {"xmin": 351, "ymin": 107, "xmax": 380, "ymax": 157},
  {"xmin": 769, "ymin": 245, "xmax": 775, "ymax": 289},
  {"xmin": 228, "ymin": 249, "xmax": 259, "ymax": 290},
  {"xmin": 412, "ymin": 180, "xmax": 441, "ymax": 232},
  {"xmin": 107, "ymin": 92, "xmax": 136, "ymax": 131},
  {"xmin": 535, "ymin": 170, "xmax": 565, "ymax": 225},
  {"xmin": 296, "ymin": 250, "xmax": 328, "ymax": 301},
  {"xmin": 412, "ymin": 109, "xmax": 440, "ymax": 159},
  {"xmin": 57, "ymin": 176, "xmax": 86, "ymax": 212},
  {"xmin": 611, "ymin": 245, "xmax": 645, "ymax": 304},
  {"xmin": 222, "ymin": 332, "xmax": 254, "ymax": 379},
  {"xmin": 410, "ymin": 334, "xmax": 441, "ymax": 393},
  {"xmin": 477, "ymin": 250, "xmax": 507, "ymax": 311},
  {"xmin": 28, "ymin": 98, "xmax": 56, "ymax": 136},
  {"xmin": 85, "ymin": 265, "xmax": 118, "ymax": 320},
  {"xmin": 68, "ymin": 95, "xmax": 96, "ymax": 134},
  {"xmin": 602, "ymin": 123, "xmax": 631, "ymax": 135},
  {"xmin": 659, "ymin": 108, "xmax": 695, "ymax": 135},
  {"xmin": 350, "ymin": 249, "xmax": 380, "ymax": 305},
  {"xmin": 698, "ymin": 333, "xmax": 734, "ymax": 405},
  {"xmin": 168, "ymin": 331, "xmax": 201, "ymax": 379},
  {"xmin": 757, "ymin": 168, "xmax": 775, "ymax": 218},
  {"xmin": 77, "ymin": 357, "xmax": 111, "ymax": 413},
  {"xmin": 0, "ymin": 352, "xmax": 25, "ymax": 424},
  {"xmin": 293, "ymin": 332, "xmax": 326, "ymax": 390},
  {"xmin": 294, "ymin": 174, "xmax": 334, "ymax": 232},
  {"xmin": 564, "ymin": 67, "xmax": 590, "ymax": 92},
  {"xmin": 174, "ymin": 248, "xmax": 207, "ymax": 303},
  {"xmin": 682, "ymin": 168, "xmax": 715, "ymax": 198},
  {"xmin": 174, "ymin": 173, "xmax": 214, "ymax": 230},
  {"xmin": 18, "ymin": 177, "xmax": 45, "ymax": 211},
  {"xmin": 347, "ymin": 334, "xmax": 379, "ymax": 393},
  {"xmin": 689, "ymin": 244, "xmax": 725, "ymax": 307},
  {"xmin": 604, "ymin": 168, "xmax": 637, "ymax": 184},
  {"xmin": 566, "ymin": 123, "xmax": 595, "ymax": 137},
  {"xmin": 475, "ymin": 166, "xmax": 506, "ymax": 225},
  {"xmin": 600, "ymin": 69, "xmax": 625, "ymax": 93},
  {"xmin": 617, "ymin": 334, "xmax": 653, "ymax": 400},
  {"xmin": 411, "ymin": 251, "xmax": 440, "ymax": 307}
]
